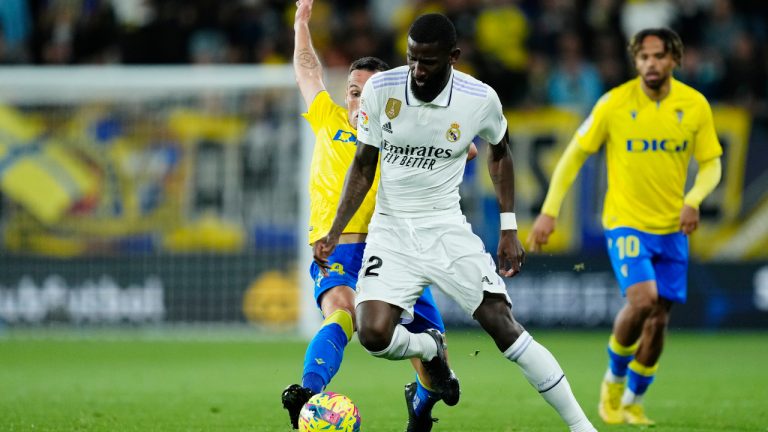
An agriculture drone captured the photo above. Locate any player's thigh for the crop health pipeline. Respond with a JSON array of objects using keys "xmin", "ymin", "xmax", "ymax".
[
  {"xmin": 309, "ymin": 243, "xmax": 365, "ymax": 311},
  {"xmin": 355, "ymin": 243, "xmax": 428, "ymax": 325},
  {"xmin": 605, "ymin": 228, "xmax": 656, "ymax": 296},
  {"xmin": 428, "ymin": 226, "xmax": 510, "ymax": 317},
  {"xmin": 653, "ymin": 232, "xmax": 689, "ymax": 303},
  {"xmin": 405, "ymin": 286, "xmax": 446, "ymax": 334}
]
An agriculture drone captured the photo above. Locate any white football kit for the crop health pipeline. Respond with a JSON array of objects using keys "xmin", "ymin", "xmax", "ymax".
[{"xmin": 355, "ymin": 65, "xmax": 511, "ymax": 321}]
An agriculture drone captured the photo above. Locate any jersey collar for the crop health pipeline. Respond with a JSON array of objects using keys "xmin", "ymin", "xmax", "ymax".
[{"xmin": 405, "ymin": 67, "xmax": 454, "ymax": 107}]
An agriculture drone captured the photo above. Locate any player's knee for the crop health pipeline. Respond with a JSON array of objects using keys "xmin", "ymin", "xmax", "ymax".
[
  {"xmin": 645, "ymin": 310, "xmax": 669, "ymax": 331},
  {"xmin": 357, "ymin": 323, "xmax": 391, "ymax": 352},
  {"xmin": 320, "ymin": 287, "xmax": 356, "ymax": 321},
  {"xmin": 474, "ymin": 295, "xmax": 523, "ymax": 351},
  {"xmin": 627, "ymin": 294, "xmax": 657, "ymax": 316}
]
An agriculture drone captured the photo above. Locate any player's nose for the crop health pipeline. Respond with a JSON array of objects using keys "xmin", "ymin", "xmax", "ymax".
[{"xmin": 412, "ymin": 63, "xmax": 428, "ymax": 80}]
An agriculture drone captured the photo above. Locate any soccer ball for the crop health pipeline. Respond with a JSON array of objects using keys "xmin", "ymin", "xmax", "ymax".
[{"xmin": 298, "ymin": 391, "xmax": 361, "ymax": 432}]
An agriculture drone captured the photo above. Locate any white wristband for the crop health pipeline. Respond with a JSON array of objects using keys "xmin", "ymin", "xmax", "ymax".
[{"xmin": 500, "ymin": 212, "xmax": 517, "ymax": 230}]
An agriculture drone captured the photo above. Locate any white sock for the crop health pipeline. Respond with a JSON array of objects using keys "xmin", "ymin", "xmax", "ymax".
[
  {"xmin": 621, "ymin": 388, "xmax": 643, "ymax": 406},
  {"xmin": 604, "ymin": 368, "xmax": 627, "ymax": 383},
  {"xmin": 504, "ymin": 332, "xmax": 596, "ymax": 432},
  {"xmin": 366, "ymin": 324, "xmax": 437, "ymax": 361}
]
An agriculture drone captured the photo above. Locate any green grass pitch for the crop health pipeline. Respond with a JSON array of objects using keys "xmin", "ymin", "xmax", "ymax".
[{"xmin": 1, "ymin": 330, "xmax": 766, "ymax": 431}]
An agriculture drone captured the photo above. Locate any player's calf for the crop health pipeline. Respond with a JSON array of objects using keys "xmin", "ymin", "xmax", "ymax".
[{"xmin": 422, "ymin": 329, "xmax": 461, "ymax": 406}]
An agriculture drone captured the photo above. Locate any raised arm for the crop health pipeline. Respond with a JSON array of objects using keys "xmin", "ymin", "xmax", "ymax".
[
  {"xmin": 488, "ymin": 131, "xmax": 525, "ymax": 277},
  {"xmin": 293, "ymin": 0, "xmax": 326, "ymax": 108},
  {"xmin": 313, "ymin": 142, "xmax": 380, "ymax": 271}
]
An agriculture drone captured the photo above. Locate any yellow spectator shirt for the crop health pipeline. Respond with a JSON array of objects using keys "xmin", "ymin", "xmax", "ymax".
[
  {"xmin": 574, "ymin": 77, "xmax": 722, "ymax": 234},
  {"xmin": 303, "ymin": 91, "xmax": 379, "ymax": 244}
]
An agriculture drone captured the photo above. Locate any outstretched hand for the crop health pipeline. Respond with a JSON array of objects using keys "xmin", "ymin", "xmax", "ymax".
[
  {"xmin": 294, "ymin": 0, "xmax": 313, "ymax": 27},
  {"xmin": 497, "ymin": 231, "xmax": 525, "ymax": 277},
  {"xmin": 313, "ymin": 234, "xmax": 339, "ymax": 276},
  {"xmin": 526, "ymin": 213, "xmax": 556, "ymax": 253}
]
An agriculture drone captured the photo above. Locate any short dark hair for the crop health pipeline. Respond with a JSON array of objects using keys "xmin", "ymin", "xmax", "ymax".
[
  {"xmin": 628, "ymin": 28, "xmax": 684, "ymax": 65},
  {"xmin": 408, "ymin": 13, "xmax": 457, "ymax": 51},
  {"xmin": 349, "ymin": 56, "xmax": 389, "ymax": 74}
]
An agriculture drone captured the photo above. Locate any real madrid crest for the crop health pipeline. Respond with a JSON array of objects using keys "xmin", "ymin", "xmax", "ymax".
[
  {"xmin": 445, "ymin": 122, "xmax": 461, "ymax": 142},
  {"xmin": 385, "ymin": 98, "xmax": 402, "ymax": 119}
]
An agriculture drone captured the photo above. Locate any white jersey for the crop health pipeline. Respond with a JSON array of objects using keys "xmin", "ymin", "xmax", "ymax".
[{"xmin": 357, "ymin": 65, "xmax": 507, "ymax": 217}]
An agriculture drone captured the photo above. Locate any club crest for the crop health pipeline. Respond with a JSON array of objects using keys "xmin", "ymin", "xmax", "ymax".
[
  {"xmin": 385, "ymin": 98, "xmax": 401, "ymax": 119},
  {"xmin": 445, "ymin": 122, "xmax": 461, "ymax": 142}
]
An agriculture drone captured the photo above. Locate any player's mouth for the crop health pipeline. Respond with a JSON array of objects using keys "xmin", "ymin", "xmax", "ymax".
[{"xmin": 645, "ymin": 71, "xmax": 660, "ymax": 80}]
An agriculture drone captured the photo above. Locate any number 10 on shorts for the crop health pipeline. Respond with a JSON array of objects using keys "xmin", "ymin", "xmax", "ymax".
[{"xmin": 615, "ymin": 235, "xmax": 640, "ymax": 259}]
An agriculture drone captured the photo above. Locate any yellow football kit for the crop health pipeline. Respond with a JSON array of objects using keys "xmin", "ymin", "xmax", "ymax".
[
  {"xmin": 543, "ymin": 77, "xmax": 722, "ymax": 234},
  {"xmin": 302, "ymin": 91, "xmax": 379, "ymax": 244}
]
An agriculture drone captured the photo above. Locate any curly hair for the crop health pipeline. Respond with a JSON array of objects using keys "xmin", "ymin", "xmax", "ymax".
[{"xmin": 628, "ymin": 28, "xmax": 684, "ymax": 65}]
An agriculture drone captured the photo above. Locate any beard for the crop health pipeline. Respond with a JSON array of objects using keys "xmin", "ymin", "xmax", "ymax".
[
  {"xmin": 642, "ymin": 73, "xmax": 666, "ymax": 90},
  {"xmin": 410, "ymin": 64, "xmax": 450, "ymax": 102}
]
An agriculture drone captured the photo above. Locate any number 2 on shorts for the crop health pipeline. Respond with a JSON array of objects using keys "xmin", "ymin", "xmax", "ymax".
[{"xmin": 363, "ymin": 256, "xmax": 383, "ymax": 277}]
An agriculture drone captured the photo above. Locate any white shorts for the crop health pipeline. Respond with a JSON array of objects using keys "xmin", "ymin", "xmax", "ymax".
[{"xmin": 355, "ymin": 212, "xmax": 511, "ymax": 323}]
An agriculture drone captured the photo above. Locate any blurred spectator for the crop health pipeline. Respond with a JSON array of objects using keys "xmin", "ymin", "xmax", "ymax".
[
  {"xmin": 474, "ymin": 0, "xmax": 530, "ymax": 106},
  {"xmin": 529, "ymin": 0, "xmax": 585, "ymax": 57},
  {"xmin": 546, "ymin": 32, "xmax": 603, "ymax": 114},
  {"xmin": 523, "ymin": 52, "xmax": 551, "ymax": 107},
  {"xmin": 0, "ymin": 0, "xmax": 764, "ymax": 109},
  {"xmin": 189, "ymin": 29, "xmax": 228, "ymax": 64},
  {"xmin": 702, "ymin": 0, "xmax": 745, "ymax": 55},
  {"xmin": 0, "ymin": 0, "xmax": 31, "ymax": 63},
  {"xmin": 620, "ymin": 0, "xmax": 677, "ymax": 41},
  {"xmin": 444, "ymin": 0, "xmax": 480, "ymax": 75},
  {"xmin": 720, "ymin": 32, "xmax": 767, "ymax": 112},
  {"xmin": 592, "ymin": 32, "xmax": 628, "ymax": 91},
  {"xmin": 672, "ymin": 0, "xmax": 707, "ymax": 47},
  {"xmin": 335, "ymin": 5, "xmax": 394, "ymax": 67},
  {"xmin": 73, "ymin": 0, "xmax": 118, "ymax": 63},
  {"xmin": 676, "ymin": 45, "xmax": 721, "ymax": 100}
]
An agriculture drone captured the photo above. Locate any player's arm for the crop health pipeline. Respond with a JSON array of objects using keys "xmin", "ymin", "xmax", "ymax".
[
  {"xmin": 680, "ymin": 98, "xmax": 724, "ymax": 234},
  {"xmin": 467, "ymin": 142, "xmax": 478, "ymax": 161},
  {"xmin": 313, "ymin": 142, "xmax": 380, "ymax": 272},
  {"xmin": 293, "ymin": 0, "xmax": 325, "ymax": 109},
  {"xmin": 488, "ymin": 130, "xmax": 524, "ymax": 277},
  {"xmin": 680, "ymin": 157, "xmax": 722, "ymax": 234},
  {"xmin": 527, "ymin": 92, "xmax": 610, "ymax": 252},
  {"xmin": 527, "ymin": 140, "xmax": 591, "ymax": 252}
]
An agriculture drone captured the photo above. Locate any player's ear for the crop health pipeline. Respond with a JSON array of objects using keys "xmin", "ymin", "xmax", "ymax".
[{"xmin": 449, "ymin": 47, "xmax": 461, "ymax": 65}]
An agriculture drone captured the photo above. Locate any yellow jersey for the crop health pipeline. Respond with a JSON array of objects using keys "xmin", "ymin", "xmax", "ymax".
[
  {"xmin": 303, "ymin": 91, "xmax": 379, "ymax": 244},
  {"xmin": 574, "ymin": 77, "xmax": 722, "ymax": 234}
]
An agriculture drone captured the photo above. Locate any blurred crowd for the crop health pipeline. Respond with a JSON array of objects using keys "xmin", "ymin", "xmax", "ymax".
[{"xmin": 0, "ymin": 0, "xmax": 766, "ymax": 113}]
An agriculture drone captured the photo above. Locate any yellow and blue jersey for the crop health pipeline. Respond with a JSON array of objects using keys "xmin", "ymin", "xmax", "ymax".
[
  {"xmin": 574, "ymin": 77, "xmax": 722, "ymax": 234},
  {"xmin": 302, "ymin": 91, "xmax": 379, "ymax": 244}
]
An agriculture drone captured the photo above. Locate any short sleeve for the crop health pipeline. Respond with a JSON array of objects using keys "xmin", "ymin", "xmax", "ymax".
[
  {"xmin": 478, "ymin": 86, "xmax": 508, "ymax": 145},
  {"xmin": 693, "ymin": 98, "xmax": 723, "ymax": 162},
  {"xmin": 573, "ymin": 92, "xmax": 611, "ymax": 153},
  {"xmin": 301, "ymin": 91, "xmax": 340, "ymax": 134},
  {"xmin": 356, "ymin": 79, "xmax": 382, "ymax": 148}
]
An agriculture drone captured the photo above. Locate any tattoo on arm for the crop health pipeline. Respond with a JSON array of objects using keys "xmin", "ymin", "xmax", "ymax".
[
  {"xmin": 297, "ymin": 48, "xmax": 319, "ymax": 70},
  {"xmin": 330, "ymin": 145, "xmax": 379, "ymax": 236}
]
